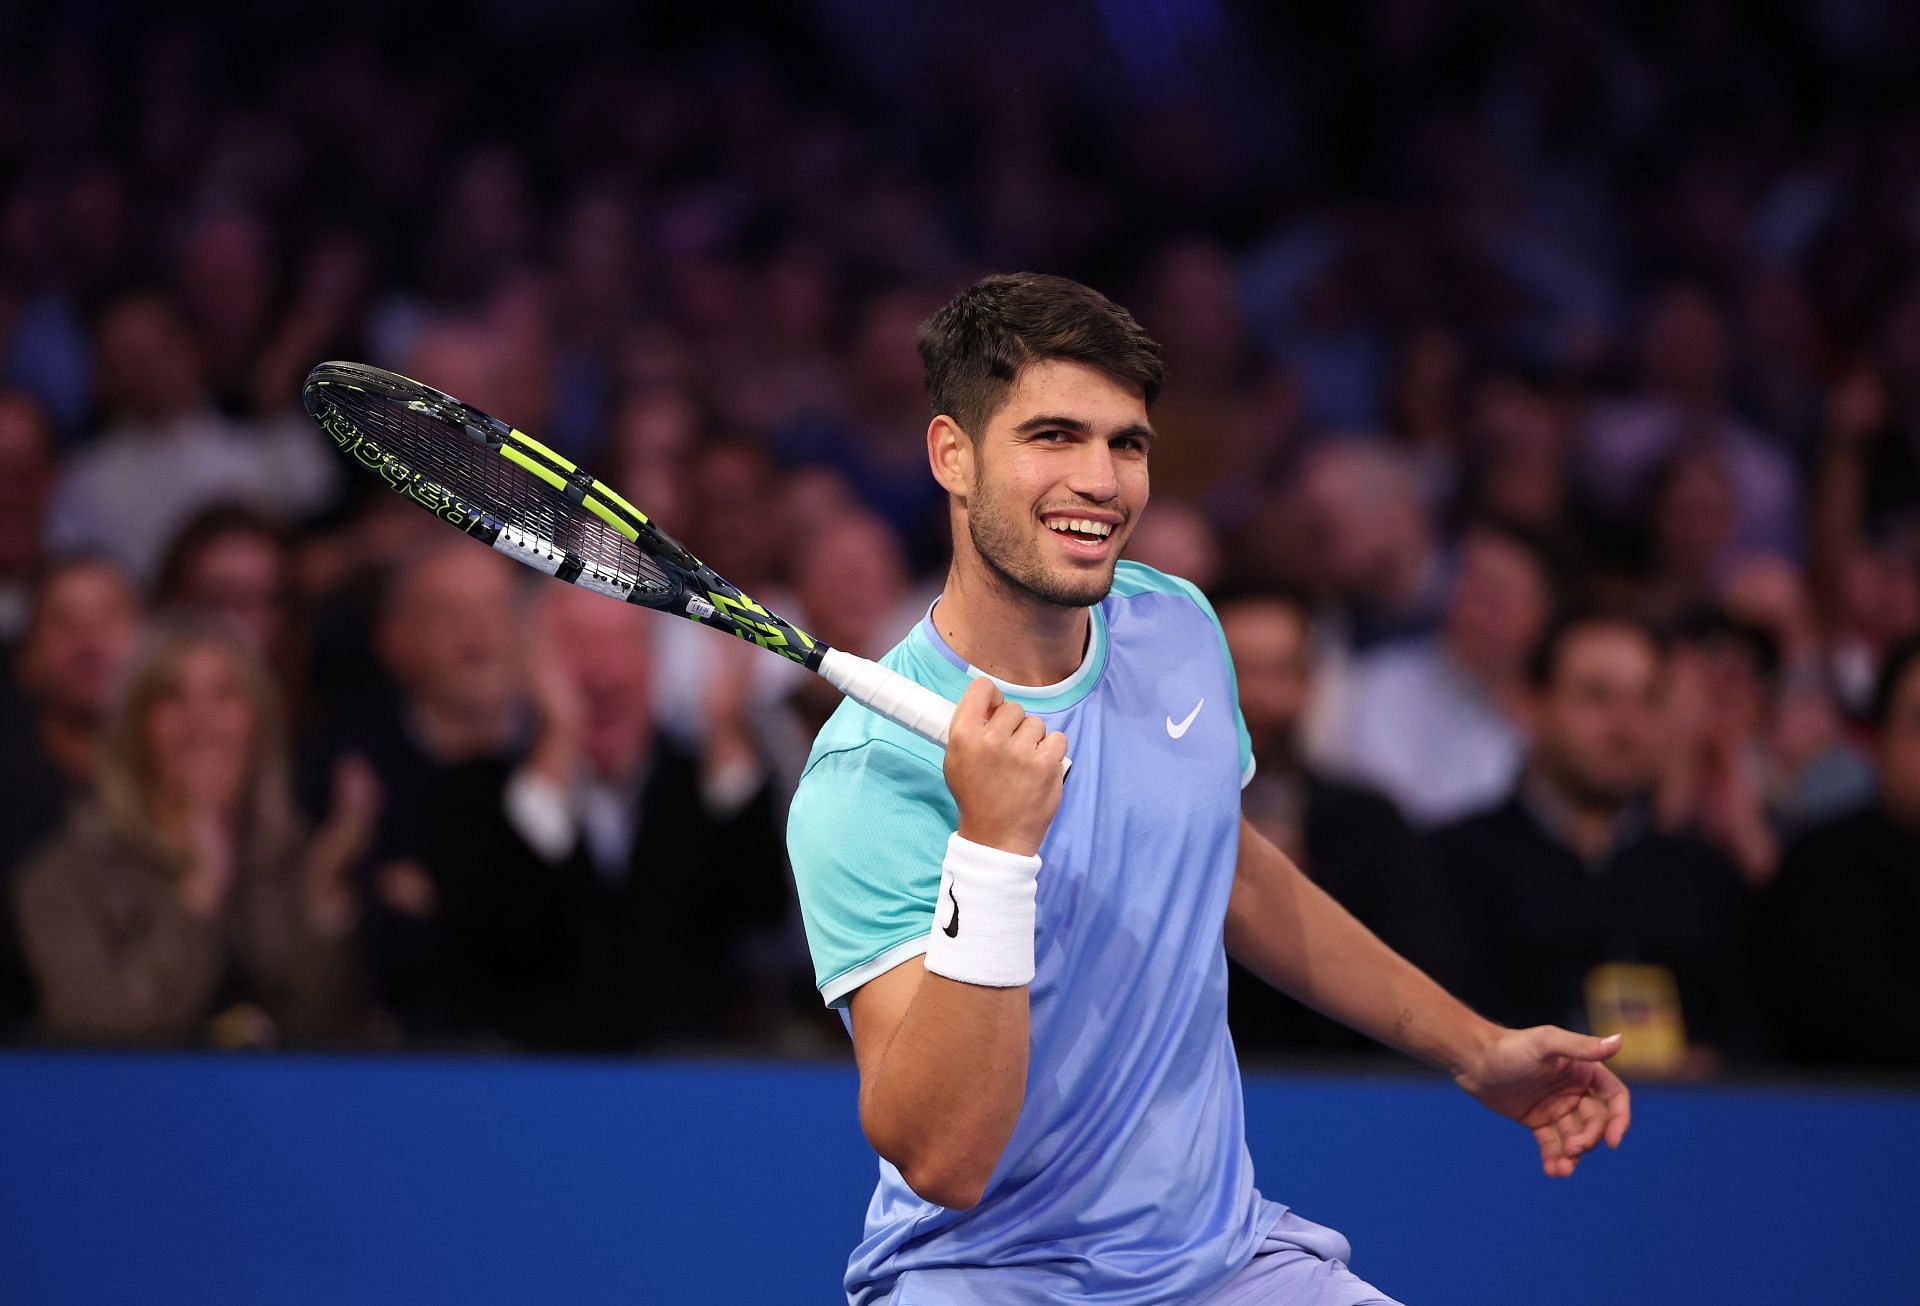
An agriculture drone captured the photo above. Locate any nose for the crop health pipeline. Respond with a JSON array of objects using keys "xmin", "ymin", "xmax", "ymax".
[{"xmin": 1065, "ymin": 441, "xmax": 1120, "ymax": 502}]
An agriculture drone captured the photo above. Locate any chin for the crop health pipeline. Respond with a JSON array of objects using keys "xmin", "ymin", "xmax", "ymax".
[{"xmin": 1028, "ymin": 565, "xmax": 1117, "ymax": 608}]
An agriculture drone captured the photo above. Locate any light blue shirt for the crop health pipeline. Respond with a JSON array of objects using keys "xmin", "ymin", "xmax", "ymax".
[{"xmin": 788, "ymin": 563, "xmax": 1282, "ymax": 1305}]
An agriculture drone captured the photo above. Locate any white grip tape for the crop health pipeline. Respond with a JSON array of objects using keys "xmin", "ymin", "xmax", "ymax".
[
  {"xmin": 816, "ymin": 648, "xmax": 955, "ymax": 747},
  {"xmin": 923, "ymin": 833, "xmax": 1041, "ymax": 988}
]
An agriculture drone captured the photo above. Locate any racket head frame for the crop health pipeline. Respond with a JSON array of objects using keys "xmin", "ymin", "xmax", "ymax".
[{"xmin": 303, "ymin": 361, "xmax": 827, "ymax": 670}]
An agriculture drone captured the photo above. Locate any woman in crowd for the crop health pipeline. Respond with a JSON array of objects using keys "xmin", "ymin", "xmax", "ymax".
[{"xmin": 12, "ymin": 621, "xmax": 375, "ymax": 1046}]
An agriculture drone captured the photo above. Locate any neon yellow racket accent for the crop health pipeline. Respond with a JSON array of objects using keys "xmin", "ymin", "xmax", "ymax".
[
  {"xmin": 588, "ymin": 480, "xmax": 649, "ymax": 525},
  {"xmin": 501, "ymin": 445, "xmax": 568, "ymax": 490},
  {"xmin": 582, "ymin": 496, "xmax": 641, "ymax": 541},
  {"xmin": 505, "ymin": 427, "xmax": 577, "ymax": 473}
]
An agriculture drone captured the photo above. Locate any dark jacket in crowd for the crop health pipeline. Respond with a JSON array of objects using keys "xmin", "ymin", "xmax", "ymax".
[
  {"xmin": 1430, "ymin": 787, "xmax": 1766, "ymax": 1058},
  {"xmin": 1763, "ymin": 805, "xmax": 1920, "ymax": 1070},
  {"xmin": 417, "ymin": 736, "xmax": 790, "ymax": 1051},
  {"xmin": 0, "ymin": 715, "xmax": 91, "ymax": 1035},
  {"xmin": 1229, "ymin": 770, "xmax": 1442, "ymax": 1058}
]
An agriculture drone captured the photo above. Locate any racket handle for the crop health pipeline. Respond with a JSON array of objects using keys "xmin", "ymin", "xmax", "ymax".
[
  {"xmin": 814, "ymin": 649, "xmax": 1073, "ymax": 776},
  {"xmin": 817, "ymin": 648, "xmax": 955, "ymax": 748}
]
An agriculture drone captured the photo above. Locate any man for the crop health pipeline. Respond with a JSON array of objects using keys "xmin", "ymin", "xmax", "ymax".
[
  {"xmin": 1217, "ymin": 589, "xmax": 1440, "ymax": 1059},
  {"xmin": 300, "ymin": 542, "xmax": 527, "ymax": 1032},
  {"xmin": 1335, "ymin": 516, "xmax": 1557, "ymax": 827},
  {"xmin": 41, "ymin": 291, "xmax": 335, "ymax": 582},
  {"xmin": 1763, "ymin": 636, "xmax": 1920, "ymax": 1069},
  {"xmin": 419, "ymin": 585, "xmax": 789, "ymax": 1049},
  {"xmin": 0, "ymin": 557, "xmax": 143, "ymax": 1033},
  {"xmin": 1430, "ymin": 614, "xmax": 1763, "ymax": 1070},
  {"xmin": 788, "ymin": 274, "xmax": 1630, "ymax": 1305}
]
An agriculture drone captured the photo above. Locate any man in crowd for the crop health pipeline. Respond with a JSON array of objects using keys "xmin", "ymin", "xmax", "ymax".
[
  {"xmin": 1763, "ymin": 636, "xmax": 1920, "ymax": 1069},
  {"xmin": 423, "ymin": 585, "xmax": 791, "ymax": 1048},
  {"xmin": 1430, "ymin": 613, "xmax": 1765, "ymax": 1069},
  {"xmin": 1217, "ymin": 587, "xmax": 1439, "ymax": 1057},
  {"xmin": 0, "ymin": 557, "xmax": 143, "ymax": 1031},
  {"xmin": 301, "ymin": 542, "xmax": 527, "ymax": 1033},
  {"xmin": 1337, "ymin": 516, "xmax": 1557, "ymax": 826}
]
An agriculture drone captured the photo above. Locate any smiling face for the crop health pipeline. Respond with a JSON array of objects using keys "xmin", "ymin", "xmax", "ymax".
[{"xmin": 938, "ymin": 358, "xmax": 1153, "ymax": 609}]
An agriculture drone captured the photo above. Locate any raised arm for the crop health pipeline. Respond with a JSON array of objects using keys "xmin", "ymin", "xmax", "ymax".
[
  {"xmin": 1225, "ymin": 816, "xmax": 1630, "ymax": 1176},
  {"xmin": 848, "ymin": 677, "xmax": 1067, "ymax": 1210}
]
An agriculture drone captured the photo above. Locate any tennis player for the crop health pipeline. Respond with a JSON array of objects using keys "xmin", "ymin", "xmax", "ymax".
[{"xmin": 788, "ymin": 274, "xmax": 1630, "ymax": 1305}]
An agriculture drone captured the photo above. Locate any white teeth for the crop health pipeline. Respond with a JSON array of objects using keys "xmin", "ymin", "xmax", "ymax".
[{"xmin": 1047, "ymin": 518, "xmax": 1112, "ymax": 538}]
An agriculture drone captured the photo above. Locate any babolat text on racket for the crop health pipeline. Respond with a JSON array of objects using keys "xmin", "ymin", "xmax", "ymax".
[{"xmin": 302, "ymin": 361, "xmax": 959, "ymax": 747}]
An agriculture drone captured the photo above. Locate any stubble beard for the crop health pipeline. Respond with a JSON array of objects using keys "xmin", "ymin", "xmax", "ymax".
[{"xmin": 966, "ymin": 476, "xmax": 1116, "ymax": 610}]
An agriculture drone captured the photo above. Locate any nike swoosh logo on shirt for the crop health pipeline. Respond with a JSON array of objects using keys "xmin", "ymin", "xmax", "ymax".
[{"xmin": 1166, "ymin": 698, "xmax": 1205, "ymax": 739}]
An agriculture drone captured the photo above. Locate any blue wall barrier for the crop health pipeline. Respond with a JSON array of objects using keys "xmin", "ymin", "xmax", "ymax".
[{"xmin": 1, "ymin": 1052, "xmax": 1914, "ymax": 1305}]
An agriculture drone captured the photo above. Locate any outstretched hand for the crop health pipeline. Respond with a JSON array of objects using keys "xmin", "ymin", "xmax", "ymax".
[{"xmin": 1455, "ymin": 1026, "xmax": 1632, "ymax": 1178}]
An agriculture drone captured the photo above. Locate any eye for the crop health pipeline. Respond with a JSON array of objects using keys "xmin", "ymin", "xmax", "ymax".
[
  {"xmin": 1033, "ymin": 429, "xmax": 1070, "ymax": 443},
  {"xmin": 1111, "ymin": 435, "xmax": 1147, "ymax": 453}
]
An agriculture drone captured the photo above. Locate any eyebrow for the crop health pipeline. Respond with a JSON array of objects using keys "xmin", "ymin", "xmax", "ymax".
[{"xmin": 1011, "ymin": 413, "xmax": 1156, "ymax": 447}]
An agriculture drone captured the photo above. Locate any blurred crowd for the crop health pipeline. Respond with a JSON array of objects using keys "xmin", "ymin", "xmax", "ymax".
[{"xmin": 2, "ymin": 1, "xmax": 1919, "ymax": 1074}]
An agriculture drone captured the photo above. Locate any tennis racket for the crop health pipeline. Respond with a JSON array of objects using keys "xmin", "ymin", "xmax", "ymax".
[{"xmin": 302, "ymin": 361, "xmax": 959, "ymax": 747}]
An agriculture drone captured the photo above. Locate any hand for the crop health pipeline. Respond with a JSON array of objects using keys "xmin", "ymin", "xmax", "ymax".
[
  {"xmin": 1454, "ymin": 1026, "xmax": 1631, "ymax": 1178},
  {"xmin": 178, "ymin": 804, "xmax": 238, "ymax": 918},
  {"xmin": 306, "ymin": 755, "xmax": 381, "ymax": 932},
  {"xmin": 944, "ymin": 676, "xmax": 1068, "ymax": 857},
  {"xmin": 524, "ymin": 608, "xmax": 588, "ymax": 787}
]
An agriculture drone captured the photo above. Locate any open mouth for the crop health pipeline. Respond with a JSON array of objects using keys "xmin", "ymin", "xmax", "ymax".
[{"xmin": 1044, "ymin": 517, "xmax": 1115, "ymax": 545}]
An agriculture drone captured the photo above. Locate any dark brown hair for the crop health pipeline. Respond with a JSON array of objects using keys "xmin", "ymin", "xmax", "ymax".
[{"xmin": 916, "ymin": 273, "xmax": 1165, "ymax": 440}]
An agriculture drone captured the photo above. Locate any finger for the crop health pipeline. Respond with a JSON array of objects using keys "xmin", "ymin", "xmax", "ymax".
[
  {"xmin": 1595, "ymin": 1066, "xmax": 1632, "ymax": 1148},
  {"xmin": 952, "ymin": 677, "xmax": 1003, "ymax": 735},
  {"xmin": 1039, "ymin": 730, "xmax": 1070, "ymax": 762},
  {"xmin": 986, "ymin": 700, "xmax": 1028, "ymax": 739},
  {"xmin": 1534, "ymin": 1026, "xmax": 1623, "ymax": 1064},
  {"xmin": 1012, "ymin": 713, "xmax": 1047, "ymax": 748},
  {"xmin": 1551, "ymin": 1110, "xmax": 1587, "ymax": 1165},
  {"xmin": 1534, "ymin": 1125, "xmax": 1574, "ymax": 1179},
  {"xmin": 1566, "ymin": 1093, "xmax": 1609, "ymax": 1157}
]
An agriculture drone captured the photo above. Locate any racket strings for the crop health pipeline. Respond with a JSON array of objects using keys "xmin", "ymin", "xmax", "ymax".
[{"xmin": 328, "ymin": 387, "xmax": 675, "ymax": 599}]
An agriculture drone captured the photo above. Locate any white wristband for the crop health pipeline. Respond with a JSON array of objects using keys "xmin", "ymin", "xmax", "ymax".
[{"xmin": 923, "ymin": 833, "xmax": 1042, "ymax": 988}]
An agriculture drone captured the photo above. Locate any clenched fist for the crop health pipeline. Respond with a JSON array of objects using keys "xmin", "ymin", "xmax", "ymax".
[{"xmin": 944, "ymin": 676, "xmax": 1069, "ymax": 857}]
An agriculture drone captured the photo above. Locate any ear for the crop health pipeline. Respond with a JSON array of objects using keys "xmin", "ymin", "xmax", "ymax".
[{"xmin": 928, "ymin": 415, "xmax": 974, "ymax": 498}]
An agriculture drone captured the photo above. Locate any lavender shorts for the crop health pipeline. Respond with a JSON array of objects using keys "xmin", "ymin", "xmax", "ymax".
[{"xmin": 1191, "ymin": 1210, "xmax": 1404, "ymax": 1306}]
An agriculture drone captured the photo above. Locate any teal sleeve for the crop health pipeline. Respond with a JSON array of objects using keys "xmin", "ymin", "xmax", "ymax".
[{"xmin": 787, "ymin": 738, "xmax": 958, "ymax": 1006}]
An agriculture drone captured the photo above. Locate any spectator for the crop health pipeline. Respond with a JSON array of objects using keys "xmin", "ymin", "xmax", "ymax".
[
  {"xmin": 41, "ymin": 291, "xmax": 338, "ymax": 581},
  {"xmin": 0, "ymin": 390, "xmax": 57, "ymax": 658},
  {"xmin": 1291, "ymin": 439, "xmax": 1451, "ymax": 652},
  {"xmin": 302, "ymin": 541, "xmax": 527, "ymax": 1032},
  {"xmin": 1762, "ymin": 637, "xmax": 1920, "ymax": 1069},
  {"xmin": 1, "ymin": 558, "xmax": 143, "ymax": 878},
  {"xmin": 1334, "ymin": 517, "xmax": 1556, "ymax": 826},
  {"xmin": 420, "ymin": 585, "xmax": 791, "ymax": 1049},
  {"xmin": 1581, "ymin": 282, "xmax": 1800, "ymax": 560},
  {"xmin": 12, "ymin": 622, "xmax": 373, "ymax": 1046},
  {"xmin": 153, "ymin": 502, "xmax": 305, "ymax": 721},
  {"xmin": 1431, "ymin": 614, "xmax": 1765, "ymax": 1072},
  {"xmin": 1217, "ymin": 589, "xmax": 1439, "ymax": 1057},
  {"xmin": 0, "ymin": 557, "xmax": 142, "ymax": 1032}
]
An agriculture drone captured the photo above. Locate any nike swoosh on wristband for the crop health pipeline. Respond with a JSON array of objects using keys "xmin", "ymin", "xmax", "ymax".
[
  {"xmin": 942, "ymin": 885, "xmax": 960, "ymax": 938},
  {"xmin": 1166, "ymin": 698, "xmax": 1205, "ymax": 739}
]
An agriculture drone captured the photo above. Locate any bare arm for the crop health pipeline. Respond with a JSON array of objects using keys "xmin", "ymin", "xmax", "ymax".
[
  {"xmin": 1224, "ymin": 814, "xmax": 1496, "ymax": 1073},
  {"xmin": 849, "ymin": 957, "xmax": 1027, "ymax": 1210},
  {"xmin": 1225, "ymin": 816, "xmax": 1631, "ymax": 1176},
  {"xmin": 845, "ymin": 677, "xmax": 1066, "ymax": 1210}
]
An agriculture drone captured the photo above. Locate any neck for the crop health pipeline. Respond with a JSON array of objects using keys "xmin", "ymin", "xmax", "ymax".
[
  {"xmin": 410, "ymin": 699, "xmax": 509, "ymax": 763},
  {"xmin": 934, "ymin": 551, "xmax": 1093, "ymax": 687},
  {"xmin": 1526, "ymin": 766, "xmax": 1624, "ymax": 861}
]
